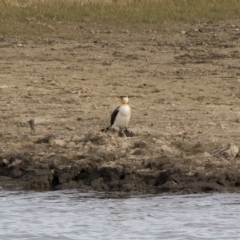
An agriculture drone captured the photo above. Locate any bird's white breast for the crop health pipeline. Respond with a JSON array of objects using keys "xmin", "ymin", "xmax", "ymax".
[
  {"xmin": 112, "ymin": 104, "xmax": 131, "ymax": 129},
  {"xmin": 119, "ymin": 104, "xmax": 131, "ymax": 116}
]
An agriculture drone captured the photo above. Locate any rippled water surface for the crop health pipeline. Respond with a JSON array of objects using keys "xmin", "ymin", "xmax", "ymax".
[{"xmin": 0, "ymin": 189, "xmax": 240, "ymax": 239}]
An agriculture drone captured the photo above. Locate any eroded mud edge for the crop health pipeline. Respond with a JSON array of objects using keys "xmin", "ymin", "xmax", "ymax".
[
  {"xmin": 0, "ymin": 157, "xmax": 240, "ymax": 194},
  {"xmin": 1, "ymin": 132, "xmax": 240, "ymax": 194}
]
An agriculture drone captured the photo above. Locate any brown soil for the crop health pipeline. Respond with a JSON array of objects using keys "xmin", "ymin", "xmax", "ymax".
[{"xmin": 1, "ymin": 20, "xmax": 240, "ymax": 194}]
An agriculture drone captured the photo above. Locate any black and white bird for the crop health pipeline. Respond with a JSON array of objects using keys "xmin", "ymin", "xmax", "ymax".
[{"xmin": 102, "ymin": 96, "xmax": 131, "ymax": 136}]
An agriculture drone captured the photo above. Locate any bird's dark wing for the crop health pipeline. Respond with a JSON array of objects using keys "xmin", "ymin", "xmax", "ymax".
[{"xmin": 111, "ymin": 106, "xmax": 120, "ymax": 126}]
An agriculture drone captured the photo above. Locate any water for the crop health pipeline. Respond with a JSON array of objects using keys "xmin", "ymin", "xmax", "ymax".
[{"xmin": 0, "ymin": 189, "xmax": 240, "ymax": 240}]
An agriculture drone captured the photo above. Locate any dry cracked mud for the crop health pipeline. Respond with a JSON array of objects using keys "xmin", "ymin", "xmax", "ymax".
[{"xmin": 1, "ymin": 20, "xmax": 240, "ymax": 194}]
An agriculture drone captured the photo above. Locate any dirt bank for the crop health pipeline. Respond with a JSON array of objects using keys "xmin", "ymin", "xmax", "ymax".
[{"xmin": 1, "ymin": 20, "xmax": 240, "ymax": 194}]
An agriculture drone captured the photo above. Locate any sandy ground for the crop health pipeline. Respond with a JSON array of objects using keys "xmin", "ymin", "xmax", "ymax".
[{"xmin": 1, "ymin": 20, "xmax": 240, "ymax": 193}]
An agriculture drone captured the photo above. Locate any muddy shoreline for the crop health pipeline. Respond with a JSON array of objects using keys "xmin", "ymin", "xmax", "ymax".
[
  {"xmin": 1, "ymin": 20, "xmax": 240, "ymax": 193},
  {"xmin": 0, "ymin": 131, "xmax": 240, "ymax": 194}
]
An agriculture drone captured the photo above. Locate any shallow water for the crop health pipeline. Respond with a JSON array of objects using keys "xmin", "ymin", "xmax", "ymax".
[{"xmin": 0, "ymin": 189, "xmax": 240, "ymax": 240}]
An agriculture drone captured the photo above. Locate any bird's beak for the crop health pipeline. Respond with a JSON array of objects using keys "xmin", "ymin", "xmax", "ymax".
[{"xmin": 116, "ymin": 97, "xmax": 122, "ymax": 103}]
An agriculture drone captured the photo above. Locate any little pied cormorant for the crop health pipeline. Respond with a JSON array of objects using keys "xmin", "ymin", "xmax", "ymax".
[
  {"xmin": 111, "ymin": 96, "xmax": 131, "ymax": 131},
  {"xmin": 102, "ymin": 96, "xmax": 131, "ymax": 136}
]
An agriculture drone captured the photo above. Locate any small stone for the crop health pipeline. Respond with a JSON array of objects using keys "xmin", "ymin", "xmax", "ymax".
[
  {"xmin": 8, "ymin": 159, "xmax": 22, "ymax": 168},
  {"xmin": 66, "ymin": 126, "xmax": 75, "ymax": 131},
  {"xmin": 72, "ymin": 135, "xmax": 84, "ymax": 143},
  {"xmin": 66, "ymin": 142, "xmax": 76, "ymax": 148},
  {"xmin": 83, "ymin": 143, "xmax": 91, "ymax": 151},
  {"xmin": 48, "ymin": 152, "xmax": 56, "ymax": 157},
  {"xmin": 106, "ymin": 30, "xmax": 113, "ymax": 34},
  {"xmin": 2, "ymin": 159, "xmax": 9, "ymax": 165},
  {"xmin": 61, "ymin": 154, "xmax": 72, "ymax": 161},
  {"xmin": 51, "ymin": 139, "xmax": 66, "ymax": 147},
  {"xmin": 49, "ymin": 81, "xmax": 57, "ymax": 85},
  {"xmin": 39, "ymin": 152, "xmax": 46, "ymax": 156},
  {"xmin": 212, "ymin": 144, "xmax": 239, "ymax": 159},
  {"xmin": 160, "ymin": 145, "xmax": 173, "ymax": 153},
  {"xmin": 121, "ymin": 29, "xmax": 129, "ymax": 34},
  {"xmin": 152, "ymin": 138, "xmax": 163, "ymax": 144},
  {"xmin": 203, "ymin": 152, "xmax": 212, "ymax": 158},
  {"xmin": 12, "ymin": 159, "xmax": 22, "ymax": 166},
  {"xmin": 225, "ymin": 146, "xmax": 239, "ymax": 159},
  {"xmin": 132, "ymin": 149, "xmax": 145, "ymax": 155},
  {"xmin": 76, "ymin": 152, "xmax": 86, "ymax": 159}
]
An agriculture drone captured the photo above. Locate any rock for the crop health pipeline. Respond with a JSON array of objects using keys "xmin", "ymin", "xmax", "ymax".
[
  {"xmin": 82, "ymin": 143, "xmax": 90, "ymax": 151},
  {"xmin": 225, "ymin": 146, "xmax": 239, "ymax": 159},
  {"xmin": 212, "ymin": 144, "xmax": 239, "ymax": 159},
  {"xmin": 2, "ymin": 159, "xmax": 9, "ymax": 165},
  {"xmin": 134, "ymin": 141, "xmax": 147, "ymax": 148},
  {"xmin": 115, "ymin": 139, "xmax": 129, "ymax": 149},
  {"xmin": 160, "ymin": 145, "xmax": 173, "ymax": 154},
  {"xmin": 72, "ymin": 135, "xmax": 84, "ymax": 143},
  {"xmin": 38, "ymin": 152, "xmax": 46, "ymax": 156},
  {"xmin": 66, "ymin": 126, "xmax": 75, "ymax": 131},
  {"xmin": 61, "ymin": 154, "xmax": 72, "ymax": 161},
  {"xmin": 121, "ymin": 29, "xmax": 129, "ymax": 34},
  {"xmin": 66, "ymin": 142, "xmax": 76, "ymax": 148},
  {"xmin": 203, "ymin": 152, "xmax": 212, "ymax": 158},
  {"xmin": 50, "ymin": 139, "xmax": 66, "ymax": 147},
  {"xmin": 132, "ymin": 149, "xmax": 145, "ymax": 155},
  {"xmin": 34, "ymin": 135, "xmax": 52, "ymax": 144},
  {"xmin": 105, "ymin": 30, "xmax": 113, "ymax": 34},
  {"xmin": 152, "ymin": 138, "xmax": 163, "ymax": 145},
  {"xmin": 8, "ymin": 159, "xmax": 22, "ymax": 168},
  {"xmin": 0, "ymin": 36, "xmax": 5, "ymax": 41}
]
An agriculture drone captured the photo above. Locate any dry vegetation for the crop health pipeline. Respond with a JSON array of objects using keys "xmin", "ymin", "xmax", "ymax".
[{"xmin": 1, "ymin": 0, "xmax": 240, "ymax": 36}]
